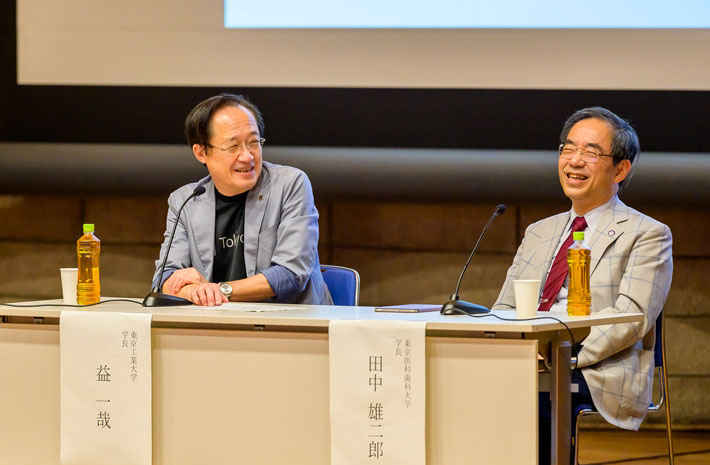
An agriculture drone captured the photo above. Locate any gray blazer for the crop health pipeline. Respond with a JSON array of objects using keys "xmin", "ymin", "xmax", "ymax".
[
  {"xmin": 493, "ymin": 197, "xmax": 673, "ymax": 429},
  {"xmin": 151, "ymin": 161, "xmax": 332, "ymax": 305}
]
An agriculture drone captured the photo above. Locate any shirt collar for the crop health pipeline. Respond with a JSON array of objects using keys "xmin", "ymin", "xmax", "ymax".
[{"xmin": 565, "ymin": 195, "xmax": 618, "ymax": 238}]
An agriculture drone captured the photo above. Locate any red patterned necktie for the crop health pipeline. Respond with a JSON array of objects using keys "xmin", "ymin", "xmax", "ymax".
[{"xmin": 538, "ymin": 216, "xmax": 588, "ymax": 311}]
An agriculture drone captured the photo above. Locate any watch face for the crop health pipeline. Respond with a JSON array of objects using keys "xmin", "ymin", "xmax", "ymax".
[{"xmin": 219, "ymin": 282, "xmax": 233, "ymax": 296}]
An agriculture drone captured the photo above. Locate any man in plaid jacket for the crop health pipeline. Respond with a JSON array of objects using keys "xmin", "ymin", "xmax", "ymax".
[{"xmin": 493, "ymin": 107, "xmax": 673, "ymax": 464}]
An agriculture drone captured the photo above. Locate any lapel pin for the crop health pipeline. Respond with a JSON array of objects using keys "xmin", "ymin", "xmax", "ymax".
[
  {"xmin": 259, "ymin": 194, "xmax": 263, "ymax": 201},
  {"xmin": 608, "ymin": 230, "xmax": 615, "ymax": 237}
]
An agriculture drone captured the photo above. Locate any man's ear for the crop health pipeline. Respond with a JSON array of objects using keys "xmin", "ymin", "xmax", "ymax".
[
  {"xmin": 193, "ymin": 144, "xmax": 207, "ymax": 165},
  {"xmin": 614, "ymin": 158, "xmax": 632, "ymax": 184}
]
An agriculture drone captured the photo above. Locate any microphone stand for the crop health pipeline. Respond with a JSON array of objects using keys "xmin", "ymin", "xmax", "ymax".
[
  {"xmin": 142, "ymin": 185, "xmax": 206, "ymax": 307},
  {"xmin": 441, "ymin": 204, "xmax": 506, "ymax": 315}
]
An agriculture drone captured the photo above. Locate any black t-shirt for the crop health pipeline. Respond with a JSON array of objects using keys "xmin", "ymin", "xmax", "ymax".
[{"xmin": 212, "ymin": 189, "xmax": 248, "ymax": 283}]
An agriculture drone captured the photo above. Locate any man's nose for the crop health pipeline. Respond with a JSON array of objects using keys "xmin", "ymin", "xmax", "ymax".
[
  {"xmin": 569, "ymin": 148, "xmax": 587, "ymax": 165},
  {"xmin": 236, "ymin": 145, "xmax": 253, "ymax": 160}
]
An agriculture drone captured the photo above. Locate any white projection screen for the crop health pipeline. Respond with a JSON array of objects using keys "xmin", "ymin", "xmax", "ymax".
[{"xmin": 16, "ymin": 0, "xmax": 710, "ymax": 90}]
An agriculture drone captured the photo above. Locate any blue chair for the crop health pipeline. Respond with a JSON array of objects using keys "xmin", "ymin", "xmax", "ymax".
[
  {"xmin": 573, "ymin": 311, "xmax": 674, "ymax": 465},
  {"xmin": 321, "ymin": 265, "xmax": 360, "ymax": 306}
]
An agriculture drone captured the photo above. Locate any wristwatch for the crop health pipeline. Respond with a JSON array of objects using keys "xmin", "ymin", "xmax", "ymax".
[{"xmin": 218, "ymin": 282, "xmax": 233, "ymax": 299}]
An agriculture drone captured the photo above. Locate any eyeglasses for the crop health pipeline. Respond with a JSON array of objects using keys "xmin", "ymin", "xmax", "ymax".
[
  {"xmin": 206, "ymin": 137, "xmax": 265, "ymax": 156},
  {"xmin": 558, "ymin": 144, "xmax": 616, "ymax": 163}
]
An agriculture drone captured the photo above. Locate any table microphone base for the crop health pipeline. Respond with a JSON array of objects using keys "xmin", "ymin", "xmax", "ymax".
[
  {"xmin": 440, "ymin": 299, "xmax": 490, "ymax": 315},
  {"xmin": 142, "ymin": 291, "xmax": 190, "ymax": 307}
]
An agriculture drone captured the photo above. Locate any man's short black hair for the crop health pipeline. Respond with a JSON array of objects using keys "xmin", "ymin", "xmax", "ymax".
[
  {"xmin": 559, "ymin": 106, "xmax": 639, "ymax": 188},
  {"xmin": 184, "ymin": 93, "xmax": 265, "ymax": 147}
]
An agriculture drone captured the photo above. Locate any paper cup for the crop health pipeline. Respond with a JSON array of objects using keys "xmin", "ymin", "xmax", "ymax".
[
  {"xmin": 60, "ymin": 268, "xmax": 78, "ymax": 305},
  {"xmin": 513, "ymin": 279, "xmax": 541, "ymax": 318}
]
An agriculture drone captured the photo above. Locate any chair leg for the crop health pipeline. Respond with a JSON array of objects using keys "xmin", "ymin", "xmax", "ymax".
[
  {"xmin": 661, "ymin": 337, "xmax": 675, "ymax": 464},
  {"xmin": 665, "ymin": 404, "xmax": 675, "ymax": 465},
  {"xmin": 573, "ymin": 409, "xmax": 593, "ymax": 465},
  {"xmin": 573, "ymin": 411, "xmax": 581, "ymax": 465}
]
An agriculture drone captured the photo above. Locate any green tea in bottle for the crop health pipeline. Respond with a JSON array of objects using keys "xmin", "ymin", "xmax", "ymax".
[
  {"xmin": 77, "ymin": 223, "xmax": 101, "ymax": 305},
  {"xmin": 567, "ymin": 231, "xmax": 591, "ymax": 316}
]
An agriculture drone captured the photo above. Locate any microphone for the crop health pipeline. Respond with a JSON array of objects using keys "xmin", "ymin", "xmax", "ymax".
[
  {"xmin": 441, "ymin": 204, "xmax": 506, "ymax": 315},
  {"xmin": 142, "ymin": 183, "xmax": 207, "ymax": 307}
]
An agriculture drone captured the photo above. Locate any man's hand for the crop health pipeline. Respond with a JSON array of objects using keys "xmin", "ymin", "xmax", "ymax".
[
  {"xmin": 180, "ymin": 283, "xmax": 229, "ymax": 307},
  {"xmin": 162, "ymin": 267, "xmax": 208, "ymax": 295}
]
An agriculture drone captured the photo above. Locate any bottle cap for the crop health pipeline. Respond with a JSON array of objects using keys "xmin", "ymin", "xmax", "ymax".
[
  {"xmin": 83, "ymin": 223, "xmax": 95, "ymax": 233},
  {"xmin": 573, "ymin": 231, "xmax": 585, "ymax": 241}
]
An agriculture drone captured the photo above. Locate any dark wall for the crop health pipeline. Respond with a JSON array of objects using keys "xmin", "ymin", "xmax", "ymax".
[{"xmin": 2, "ymin": 1, "xmax": 710, "ymax": 152}]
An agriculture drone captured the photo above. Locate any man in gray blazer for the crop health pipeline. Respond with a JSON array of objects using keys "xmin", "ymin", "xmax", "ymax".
[
  {"xmin": 493, "ymin": 107, "xmax": 672, "ymax": 463},
  {"xmin": 151, "ymin": 93, "xmax": 332, "ymax": 306}
]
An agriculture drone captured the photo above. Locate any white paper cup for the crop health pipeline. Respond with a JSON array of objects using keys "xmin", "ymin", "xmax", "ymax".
[
  {"xmin": 60, "ymin": 268, "xmax": 78, "ymax": 305},
  {"xmin": 513, "ymin": 279, "xmax": 541, "ymax": 318}
]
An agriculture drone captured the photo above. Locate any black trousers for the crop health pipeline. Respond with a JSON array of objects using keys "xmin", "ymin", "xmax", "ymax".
[{"xmin": 538, "ymin": 370, "xmax": 593, "ymax": 465}]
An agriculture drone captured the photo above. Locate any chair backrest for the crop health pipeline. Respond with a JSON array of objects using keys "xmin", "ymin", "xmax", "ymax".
[
  {"xmin": 654, "ymin": 311, "xmax": 664, "ymax": 368},
  {"xmin": 321, "ymin": 265, "xmax": 360, "ymax": 306}
]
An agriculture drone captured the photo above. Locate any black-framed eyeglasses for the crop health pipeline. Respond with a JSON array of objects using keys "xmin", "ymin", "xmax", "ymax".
[
  {"xmin": 206, "ymin": 137, "xmax": 265, "ymax": 155},
  {"xmin": 558, "ymin": 144, "xmax": 616, "ymax": 163}
]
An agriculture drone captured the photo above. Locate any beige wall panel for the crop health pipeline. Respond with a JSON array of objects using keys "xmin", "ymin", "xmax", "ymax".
[
  {"xmin": 318, "ymin": 244, "xmax": 332, "ymax": 266},
  {"xmin": 0, "ymin": 194, "xmax": 81, "ymax": 241},
  {"xmin": 315, "ymin": 200, "xmax": 330, "ymax": 247},
  {"xmin": 664, "ymin": 258, "xmax": 710, "ymax": 317},
  {"xmin": 665, "ymin": 317, "xmax": 710, "ymax": 376},
  {"xmin": 0, "ymin": 295, "xmax": 39, "ymax": 304},
  {"xmin": 0, "ymin": 241, "xmax": 75, "ymax": 299},
  {"xmin": 101, "ymin": 244, "xmax": 161, "ymax": 297},
  {"xmin": 331, "ymin": 248, "xmax": 512, "ymax": 307},
  {"xmin": 331, "ymin": 201, "xmax": 517, "ymax": 252},
  {"xmin": 85, "ymin": 197, "xmax": 169, "ymax": 245},
  {"xmin": 667, "ymin": 377, "xmax": 710, "ymax": 425},
  {"xmin": 644, "ymin": 206, "xmax": 710, "ymax": 257}
]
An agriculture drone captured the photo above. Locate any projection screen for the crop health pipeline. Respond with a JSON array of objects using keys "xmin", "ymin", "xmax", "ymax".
[{"xmin": 16, "ymin": 0, "xmax": 710, "ymax": 90}]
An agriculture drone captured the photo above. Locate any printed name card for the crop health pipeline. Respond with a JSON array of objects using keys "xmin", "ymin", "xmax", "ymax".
[
  {"xmin": 60, "ymin": 311, "xmax": 152, "ymax": 465},
  {"xmin": 329, "ymin": 319, "xmax": 426, "ymax": 465}
]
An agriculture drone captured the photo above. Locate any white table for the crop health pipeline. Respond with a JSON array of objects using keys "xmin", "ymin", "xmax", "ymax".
[{"xmin": 0, "ymin": 299, "xmax": 642, "ymax": 465}]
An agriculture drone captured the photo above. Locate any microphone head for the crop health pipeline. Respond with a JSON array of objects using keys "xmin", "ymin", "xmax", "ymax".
[
  {"xmin": 194, "ymin": 185, "xmax": 207, "ymax": 196},
  {"xmin": 495, "ymin": 204, "xmax": 507, "ymax": 215}
]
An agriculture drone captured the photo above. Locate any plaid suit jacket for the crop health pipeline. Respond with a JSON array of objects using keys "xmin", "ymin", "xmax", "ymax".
[{"xmin": 493, "ymin": 197, "xmax": 673, "ymax": 429}]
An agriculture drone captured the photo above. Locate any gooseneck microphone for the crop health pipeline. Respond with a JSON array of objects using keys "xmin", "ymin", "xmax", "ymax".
[
  {"xmin": 142, "ymin": 183, "xmax": 207, "ymax": 307},
  {"xmin": 441, "ymin": 204, "xmax": 507, "ymax": 315}
]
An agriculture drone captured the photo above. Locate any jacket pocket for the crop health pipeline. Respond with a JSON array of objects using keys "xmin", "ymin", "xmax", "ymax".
[{"xmin": 620, "ymin": 348, "xmax": 655, "ymax": 419}]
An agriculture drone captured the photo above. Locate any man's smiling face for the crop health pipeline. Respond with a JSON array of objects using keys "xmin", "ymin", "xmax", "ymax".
[
  {"xmin": 558, "ymin": 118, "xmax": 631, "ymax": 215},
  {"xmin": 192, "ymin": 105, "xmax": 263, "ymax": 196}
]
